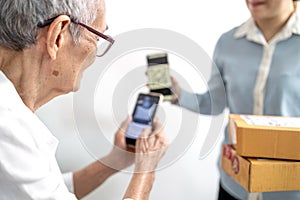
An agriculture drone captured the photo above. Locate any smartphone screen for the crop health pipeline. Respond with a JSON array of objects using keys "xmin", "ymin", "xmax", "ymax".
[
  {"xmin": 147, "ymin": 53, "xmax": 172, "ymax": 100},
  {"xmin": 126, "ymin": 93, "xmax": 161, "ymax": 147}
]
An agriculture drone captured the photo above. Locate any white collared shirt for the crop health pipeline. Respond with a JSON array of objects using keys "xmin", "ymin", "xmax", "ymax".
[{"xmin": 0, "ymin": 71, "xmax": 76, "ymax": 199}]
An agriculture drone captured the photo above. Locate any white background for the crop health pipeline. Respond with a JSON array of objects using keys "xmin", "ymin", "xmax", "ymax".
[{"xmin": 37, "ymin": 0, "xmax": 250, "ymax": 199}]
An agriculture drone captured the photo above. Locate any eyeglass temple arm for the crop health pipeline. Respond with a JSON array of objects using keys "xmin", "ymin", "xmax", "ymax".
[
  {"xmin": 37, "ymin": 16, "xmax": 114, "ymax": 44},
  {"xmin": 70, "ymin": 18, "xmax": 114, "ymax": 44}
]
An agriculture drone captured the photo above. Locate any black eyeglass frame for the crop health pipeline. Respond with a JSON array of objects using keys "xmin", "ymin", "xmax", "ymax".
[{"xmin": 37, "ymin": 16, "xmax": 115, "ymax": 57}]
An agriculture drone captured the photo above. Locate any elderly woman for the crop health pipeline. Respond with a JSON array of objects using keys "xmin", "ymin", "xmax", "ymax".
[{"xmin": 0, "ymin": 0, "xmax": 168, "ymax": 199}]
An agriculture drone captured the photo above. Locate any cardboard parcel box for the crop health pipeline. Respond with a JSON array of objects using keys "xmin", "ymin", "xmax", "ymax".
[
  {"xmin": 222, "ymin": 144, "xmax": 300, "ymax": 192},
  {"xmin": 229, "ymin": 114, "xmax": 300, "ymax": 160}
]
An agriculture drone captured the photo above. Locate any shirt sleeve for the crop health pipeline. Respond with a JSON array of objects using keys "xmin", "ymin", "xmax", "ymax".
[
  {"xmin": 177, "ymin": 35, "xmax": 227, "ymax": 115},
  {"xmin": 63, "ymin": 172, "xmax": 75, "ymax": 193}
]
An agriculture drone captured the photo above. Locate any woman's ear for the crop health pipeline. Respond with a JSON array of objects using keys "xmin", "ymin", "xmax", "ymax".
[{"xmin": 46, "ymin": 15, "xmax": 71, "ymax": 60}]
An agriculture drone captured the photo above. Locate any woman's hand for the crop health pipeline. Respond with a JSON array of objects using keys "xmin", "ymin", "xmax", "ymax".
[{"xmin": 171, "ymin": 76, "xmax": 181, "ymax": 104}]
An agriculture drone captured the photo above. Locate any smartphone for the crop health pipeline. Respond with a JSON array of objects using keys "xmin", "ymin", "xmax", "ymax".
[
  {"xmin": 147, "ymin": 53, "xmax": 172, "ymax": 101},
  {"xmin": 126, "ymin": 93, "xmax": 162, "ymax": 147}
]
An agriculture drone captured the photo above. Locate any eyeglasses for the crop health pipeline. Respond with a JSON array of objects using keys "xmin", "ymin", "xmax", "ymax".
[{"xmin": 37, "ymin": 16, "xmax": 115, "ymax": 57}]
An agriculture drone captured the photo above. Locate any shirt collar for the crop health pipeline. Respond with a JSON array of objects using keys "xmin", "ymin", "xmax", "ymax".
[
  {"xmin": 234, "ymin": 6, "xmax": 300, "ymax": 44},
  {"xmin": 0, "ymin": 70, "xmax": 59, "ymax": 153},
  {"xmin": 0, "ymin": 70, "xmax": 26, "ymax": 111}
]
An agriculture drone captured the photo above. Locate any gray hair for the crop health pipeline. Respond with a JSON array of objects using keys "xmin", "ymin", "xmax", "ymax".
[{"xmin": 0, "ymin": 0, "xmax": 101, "ymax": 51}]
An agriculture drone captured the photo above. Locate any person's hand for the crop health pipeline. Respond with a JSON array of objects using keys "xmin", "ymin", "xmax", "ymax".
[
  {"xmin": 101, "ymin": 117, "xmax": 135, "ymax": 171},
  {"xmin": 171, "ymin": 76, "xmax": 181, "ymax": 104},
  {"xmin": 134, "ymin": 121, "xmax": 168, "ymax": 173}
]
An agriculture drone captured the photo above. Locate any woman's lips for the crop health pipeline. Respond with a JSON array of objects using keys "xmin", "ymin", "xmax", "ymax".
[{"xmin": 249, "ymin": 1, "xmax": 265, "ymax": 8}]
